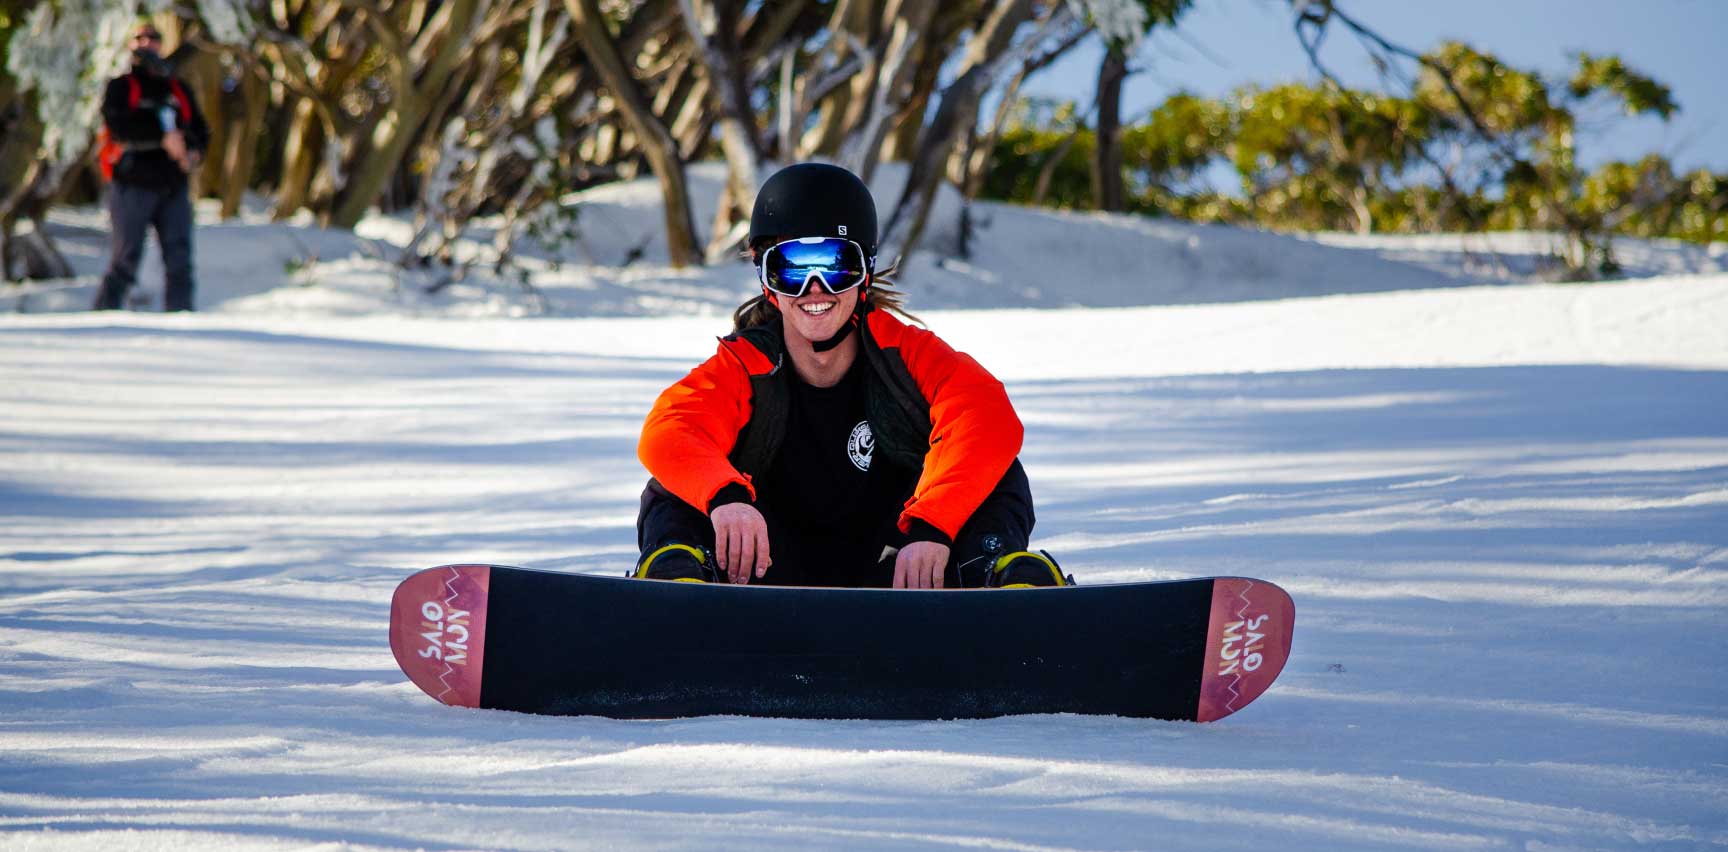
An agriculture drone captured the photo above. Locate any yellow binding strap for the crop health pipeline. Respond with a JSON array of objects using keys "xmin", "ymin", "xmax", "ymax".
[
  {"xmin": 990, "ymin": 550, "xmax": 1069, "ymax": 588},
  {"xmin": 635, "ymin": 543, "xmax": 708, "ymax": 579}
]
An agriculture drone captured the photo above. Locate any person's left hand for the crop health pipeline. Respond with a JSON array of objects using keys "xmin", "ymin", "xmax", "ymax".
[{"xmin": 893, "ymin": 540, "xmax": 950, "ymax": 589}]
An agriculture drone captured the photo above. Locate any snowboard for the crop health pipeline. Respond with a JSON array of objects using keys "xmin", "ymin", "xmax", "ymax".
[{"xmin": 389, "ymin": 565, "xmax": 1294, "ymax": 722}]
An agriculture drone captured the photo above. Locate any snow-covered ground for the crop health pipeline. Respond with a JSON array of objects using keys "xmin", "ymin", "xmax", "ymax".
[{"xmin": 2, "ymin": 169, "xmax": 1726, "ymax": 849}]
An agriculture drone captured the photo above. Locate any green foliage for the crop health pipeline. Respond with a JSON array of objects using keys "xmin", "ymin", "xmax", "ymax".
[
  {"xmin": 1415, "ymin": 41, "xmax": 1557, "ymax": 138},
  {"xmin": 985, "ymin": 124, "xmax": 1095, "ymax": 210},
  {"xmin": 983, "ymin": 38, "xmax": 1723, "ymax": 264},
  {"xmin": 1123, "ymin": 91, "xmax": 1228, "ymax": 179},
  {"xmin": 1119, "ymin": 91, "xmax": 1232, "ymax": 216},
  {"xmin": 1580, "ymin": 155, "xmax": 1727, "ymax": 244},
  {"xmin": 1569, "ymin": 53, "xmax": 1678, "ymax": 119},
  {"xmin": 1228, "ymin": 83, "xmax": 1443, "ymax": 231}
]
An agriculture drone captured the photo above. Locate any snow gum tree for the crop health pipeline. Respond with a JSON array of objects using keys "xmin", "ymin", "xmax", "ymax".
[
  {"xmin": 7, "ymin": 0, "xmax": 1713, "ymax": 293},
  {"xmin": 982, "ymin": 2, "xmax": 1718, "ymax": 280},
  {"xmin": 1, "ymin": 0, "xmax": 1173, "ymax": 287},
  {"xmin": 1074, "ymin": 0, "xmax": 1188, "ymax": 214},
  {"xmin": 1, "ymin": 1, "xmax": 137, "ymax": 279}
]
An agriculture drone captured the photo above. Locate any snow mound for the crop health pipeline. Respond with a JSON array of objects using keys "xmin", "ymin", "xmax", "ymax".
[{"xmin": 8, "ymin": 164, "xmax": 1725, "ymax": 317}]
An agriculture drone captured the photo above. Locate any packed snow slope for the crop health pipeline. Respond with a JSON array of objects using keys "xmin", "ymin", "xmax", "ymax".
[{"xmin": 2, "ymin": 169, "xmax": 1727, "ymax": 850}]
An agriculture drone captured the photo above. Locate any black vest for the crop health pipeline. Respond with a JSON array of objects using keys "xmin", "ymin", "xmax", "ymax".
[{"xmin": 726, "ymin": 313, "xmax": 934, "ymax": 481}]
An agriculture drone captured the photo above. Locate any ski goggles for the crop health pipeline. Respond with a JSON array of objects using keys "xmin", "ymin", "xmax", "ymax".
[{"xmin": 757, "ymin": 237, "xmax": 871, "ymax": 298}]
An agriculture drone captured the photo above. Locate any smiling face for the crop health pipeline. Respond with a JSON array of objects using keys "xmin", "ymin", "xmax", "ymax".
[{"xmin": 780, "ymin": 280, "xmax": 861, "ymax": 348}]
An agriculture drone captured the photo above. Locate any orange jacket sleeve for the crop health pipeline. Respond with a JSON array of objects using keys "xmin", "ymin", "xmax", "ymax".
[
  {"xmin": 637, "ymin": 341, "xmax": 758, "ymax": 512},
  {"xmin": 890, "ymin": 322, "xmax": 1024, "ymax": 539}
]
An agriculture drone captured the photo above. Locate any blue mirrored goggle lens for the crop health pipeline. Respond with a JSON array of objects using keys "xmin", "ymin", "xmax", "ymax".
[{"xmin": 761, "ymin": 239, "xmax": 868, "ymax": 296}]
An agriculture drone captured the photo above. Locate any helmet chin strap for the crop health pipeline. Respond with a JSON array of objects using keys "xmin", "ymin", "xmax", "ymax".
[
  {"xmin": 815, "ymin": 275, "xmax": 871, "ymax": 352},
  {"xmin": 810, "ymin": 318, "xmax": 856, "ymax": 353},
  {"xmin": 767, "ymin": 277, "xmax": 868, "ymax": 353}
]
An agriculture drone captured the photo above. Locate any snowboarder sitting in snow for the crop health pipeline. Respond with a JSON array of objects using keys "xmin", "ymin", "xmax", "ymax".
[{"xmin": 633, "ymin": 163, "xmax": 1071, "ymax": 589}]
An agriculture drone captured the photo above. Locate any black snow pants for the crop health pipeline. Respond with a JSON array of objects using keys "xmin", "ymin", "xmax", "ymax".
[
  {"xmin": 637, "ymin": 459, "xmax": 1036, "ymax": 588},
  {"xmin": 94, "ymin": 181, "xmax": 196, "ymax": 312}
]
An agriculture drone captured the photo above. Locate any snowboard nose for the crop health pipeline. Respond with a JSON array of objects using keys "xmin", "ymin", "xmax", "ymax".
[{"xmin": 390, "ymin": 564, "xmax": 492, "ymax": 708}]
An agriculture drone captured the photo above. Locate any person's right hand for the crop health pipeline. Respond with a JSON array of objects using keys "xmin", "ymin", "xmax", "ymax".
[
  {"xmin": 162, "ymin": 130, "xmax": 190, "ymax": 172},
  {"xmin": 710, "ymin": 502, "xmax": 771, "ymax": 584}
]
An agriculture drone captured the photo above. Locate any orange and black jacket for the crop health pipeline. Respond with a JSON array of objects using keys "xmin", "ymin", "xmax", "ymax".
[{"xmin": 639, "ymin": 307, "xmax": 1024, "ymax": 543}]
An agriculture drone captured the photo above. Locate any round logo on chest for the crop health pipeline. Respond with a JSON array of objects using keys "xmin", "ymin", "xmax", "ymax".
[{"xmin": 847, "ymin": 421, "xmax": 874, "ymax": 471}]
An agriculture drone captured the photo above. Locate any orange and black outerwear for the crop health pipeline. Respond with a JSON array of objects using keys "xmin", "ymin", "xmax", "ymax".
[{"xmin": 639, "ymin": 307, "xmax": 1024, "ymax": 542}]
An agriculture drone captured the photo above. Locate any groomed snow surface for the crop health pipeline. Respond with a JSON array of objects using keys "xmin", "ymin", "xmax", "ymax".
[{"xmin": 2, "ymin": 167, "xmax": 1726, "ymax": 849}]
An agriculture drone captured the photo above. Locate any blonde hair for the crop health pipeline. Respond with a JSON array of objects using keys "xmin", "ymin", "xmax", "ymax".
[{"xmin": 731, "ymin": 262, "xmax": 918, "ymax": 332}]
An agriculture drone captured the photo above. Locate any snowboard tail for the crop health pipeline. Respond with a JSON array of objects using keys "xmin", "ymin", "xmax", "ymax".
[{"xmin": 390, "ymin": 565, "xmax": 1293, "ymax": 722}]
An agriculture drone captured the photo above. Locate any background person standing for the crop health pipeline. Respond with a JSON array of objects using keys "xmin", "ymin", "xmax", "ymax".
[{"xmin": 92, "ymin": 24, "xmax": 210, "ymax": 312}]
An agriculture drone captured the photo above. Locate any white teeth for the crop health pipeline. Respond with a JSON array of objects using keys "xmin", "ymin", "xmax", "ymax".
[{"xmin": 800, "ymin": 303, "xmax": 834, "ymax": 315}]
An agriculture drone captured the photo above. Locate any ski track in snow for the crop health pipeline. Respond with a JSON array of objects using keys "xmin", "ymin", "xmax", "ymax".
[{"xmin": 2, "ymin": 186, "xmax": 1727, "ymax": 849}]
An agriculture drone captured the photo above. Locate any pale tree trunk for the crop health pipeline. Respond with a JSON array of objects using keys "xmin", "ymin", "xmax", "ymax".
[
  {"xmin": 878, "ymin": 1, "xmax": 982, "ymax": 170},
  {"xmin": 878, "ymin": 0, "xmax": 1046, "ymax": 265},
  {"xmin": 1032, "ymin": 116, "xmax": 1087, "ymax": 207},
  {"xmin": 0, "ymin": 76, "xmax": 40, "ymax": 280},
  {"xmin": 218, "ymin": 58, "xmax": 269, "ymax": 219},
  {"xmin": 803, "ymin": 0, "xmax": 873, "ymax": 157},
  {"xmin": 0, "ymin": 161, "xmax": 76, "ymax": 281},
  {"xmin": 178, "ymin": 47, "xmax": 225, "ymax": 205},
  {"xmin": 1349, "ymin": 184, "xmax": 1373, "ymax": 234},
  {"xmin": 772, "ymin": 30, "xmax": 869, "ymax": 163},
  {"xmin": 412, "ymin": 0, "xmax": 577, "ymax": 286},
  {"xmin": 837, "ymin": 0, "xmax": 935, "ymax": 183},
  {"xmin": 256, "ymin": 14, "xmax": 369, "ymax": 222},
  {"xmin": 653, "ymin": 58, "xmax": 696, "ymax": 123},
  {"xmin": 835, "ymin": 0, "xmax": 884, "ymax": 144},
  {"xmin": 0, "ymin": 69, "xmax": 76, "ymax": 282},
  {"xmin": 956, "ymin": 55, "xmax": 1028, "ymax": 259},
  {"xmin": 330, "ymin": 0, "xmax": 484, "ymax": 229},
  {"xmin": 1090, "ymin": 43, "xmax": 1128, "ymax": 212},
  {"xmin": 273, "ymin": 97, "xmax": 322, "ymax": 219},
  {"xmin": 1324, "ymin": 106, "xmax": 1375, "ymax": 235},
  {"xmin": 960, "ymin": 15, "xmax": 1088, "ymax": 250},
  {"xmin": 671, "ymin": 76, "xmax": 714, "ymax": 157},
  {"xmin": 880, "ymin": 89, "xmax": 927, "ymax": 163},
  {"xmin": 566, "ymin": 0, "xmax": 702, "ymax": 267},
  {"xmin": 739, "ymin": 0, "xmax": 810, "ymax": 61},
  {"xmin": 686, "ymin": 0, "xmax": 811, "ymax": 257},
  {"xmin": 679, "ymin": 0, "xmax": 767, "ymax": 262}
]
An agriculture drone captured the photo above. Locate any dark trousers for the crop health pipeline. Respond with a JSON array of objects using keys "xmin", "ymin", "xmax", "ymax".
[
  {"xmin": 95, "ymin": 181, "xmax": 195, "ymax": 312},
  {"xmin": 637, "ymin": 459, "xmax": 1036, "ymax": 588}
]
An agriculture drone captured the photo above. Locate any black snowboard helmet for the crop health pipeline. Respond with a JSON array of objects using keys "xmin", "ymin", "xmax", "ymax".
[{"xmin": 748, "ymin": 162, "xmax": 878, "ymax": 267}]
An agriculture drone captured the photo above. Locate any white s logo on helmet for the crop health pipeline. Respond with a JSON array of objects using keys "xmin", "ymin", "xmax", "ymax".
[{"xmin": 838, "ymin": 225, "xmax": 848, "ymax": 236}]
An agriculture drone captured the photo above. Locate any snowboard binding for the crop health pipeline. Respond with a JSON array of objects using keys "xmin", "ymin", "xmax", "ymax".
[
  {"xmin": 633, "ymin": 543, "xmax": 720, "ymax": 583},
  {"xmin": 986, "ymin": 550, "xmax": 1074, "ymax": 588}
]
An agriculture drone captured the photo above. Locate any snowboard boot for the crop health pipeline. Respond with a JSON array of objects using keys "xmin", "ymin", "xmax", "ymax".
[
  {"xmin": 986, "ymin": 550, "xmax": 1075, "ymax": 588},
  {"xmin": 632, "ymin": 543, "xmax": 720, "ymax": 583}
]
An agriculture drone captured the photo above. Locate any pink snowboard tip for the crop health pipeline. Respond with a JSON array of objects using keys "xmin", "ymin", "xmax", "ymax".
[
  {"xmin": 390, "ymin": 565, "xmax": 491, "ymax": 708},
  {"xmin": 1195, "ymin": 578, "xmax": 1295, "ymax": 722}
]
